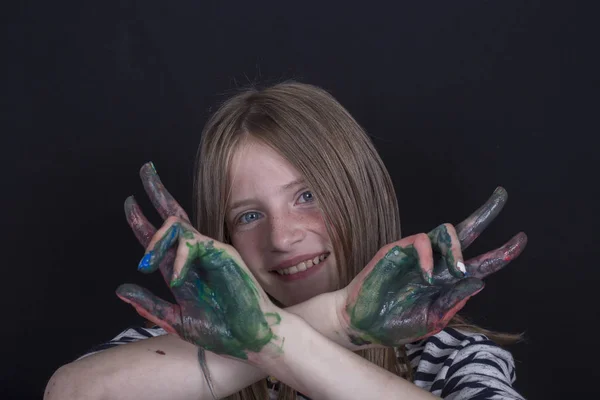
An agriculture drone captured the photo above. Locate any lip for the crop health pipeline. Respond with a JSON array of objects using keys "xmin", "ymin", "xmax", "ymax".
[
  {"xmin": 270, "ymin": 252, "xmax": 330, "ymax": 271},
  {"xmin": 273, "ymin": 254, "xmax": 329, "ymax": 282},
  {"xmin": 269, "ymin": 251, "xmax": 331, "ymax": 282}
]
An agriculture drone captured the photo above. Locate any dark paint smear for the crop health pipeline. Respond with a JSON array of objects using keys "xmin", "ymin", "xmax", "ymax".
[
  {"xmin": 145, "ymin": 223, "xmax": 277, "ymax": 359},
  {"xmin": 348, "ymin": 245, "xmax": 472, "ymax": 345},
  {"xmin": 176, "ymin": 240, "xmax": 275, "ymax": 358},
  {"xmin": 348, "ymin": 333, "xmax": 372, "ymax": 346},
  {"xmin": 155, "ymin": 350, "xmax": 166, "ymax": 355}
]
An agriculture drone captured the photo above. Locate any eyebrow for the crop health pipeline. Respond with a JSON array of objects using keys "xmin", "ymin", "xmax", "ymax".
[{"xmin": 227, "ymin": 178, "xmax": 306, "ymax": 213}]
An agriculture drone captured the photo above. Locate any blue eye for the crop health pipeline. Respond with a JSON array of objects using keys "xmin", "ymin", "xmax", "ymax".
[
  {"xmin": 238, "ymin": 211, "xmax": 261, "ymax": 225},
  {"xmin": 298, "ymin": 190, "xmax": 315, "ymax": 204}
]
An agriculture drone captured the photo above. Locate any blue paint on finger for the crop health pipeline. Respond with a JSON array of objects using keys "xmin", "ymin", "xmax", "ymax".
[
  {"xmin": 168, "ymin": 224, "xmax": 178, "ymax": 243},
  {"xmin": 138, "ymin": 251, "xmax": 154, "ymax": 271}
]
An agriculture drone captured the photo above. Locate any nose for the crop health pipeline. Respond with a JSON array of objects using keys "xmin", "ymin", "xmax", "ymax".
[{"xmin": 268, "ymin": 212, "xmax": 306, "ymax": 251}]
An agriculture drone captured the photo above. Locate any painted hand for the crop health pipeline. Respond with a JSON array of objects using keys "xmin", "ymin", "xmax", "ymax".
[
  {"xmin": 431, "ymin": 187, "xmax": 528, "ymax": 285},
  {"xmin": 341, "ymin": 187, "xmax": 527, "ymax": 347},
  {"xmin": 116, "ymin": 163, "xmax": 282, "ymax": 361}
]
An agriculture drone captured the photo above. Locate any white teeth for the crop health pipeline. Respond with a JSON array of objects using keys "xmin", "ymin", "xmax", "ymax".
[{"xmin": 275, "ymin": 254, "xmax": 328, "ymax": 276}]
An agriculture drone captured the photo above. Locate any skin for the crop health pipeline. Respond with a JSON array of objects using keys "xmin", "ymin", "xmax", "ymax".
[
  {"xmin": 118, "ymin": 164, "xmax": 282, "ymax": 363},
  {"xmin": 226, "ymin": 139, "xmax": 338, "ymax": 306},
  {"xmin": 112, "ymin": 162, "xmax": 525, "ymax": 400},
  {"xmin": 344, "ymin": 238, "xmax": 483, "ymax": 346},
  {"xmin": 341, "ymin": 189, "xmax": 528, "ymax": 346},
  {"xmin": 120, "ymin": 161, "xmax": 527, "ymax": 355},
  {"xmin": 135, "ymin": 223, "xmax": 273, "ymax": 358},
  {"xmin": 431, "ymin": 187, "xmax": 528, "ymax": 285}
]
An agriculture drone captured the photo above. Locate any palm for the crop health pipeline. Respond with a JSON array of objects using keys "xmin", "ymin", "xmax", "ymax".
[
  {"xmin": 346, "ymin": 244, "xmax": 483, "ymax": 346},
  {"xmin": 344, "ymin": 187, "xmax": 527, "ymax": 347},
  {"xmin": 166, "ymin": 239, "xmax": 273, "ymax": 358},
  {"xmin": 116, "ymin": 163, "xmax": 279, "ymax": 361}
]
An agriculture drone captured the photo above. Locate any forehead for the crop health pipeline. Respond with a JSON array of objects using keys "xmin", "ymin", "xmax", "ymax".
[{"xmin": 228, "ymin": 139, "xmax": 302, "ymax": 197}]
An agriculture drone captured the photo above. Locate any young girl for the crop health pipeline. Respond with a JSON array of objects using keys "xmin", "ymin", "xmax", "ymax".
[{"xmin": 46, "ymin": 82, "xmax": 527, "ymax": 400}]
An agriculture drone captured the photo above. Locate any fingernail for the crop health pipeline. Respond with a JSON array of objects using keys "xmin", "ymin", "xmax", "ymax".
[
  {"xmin": 124, "ymin": 195, "xmax": 137, "ymax": 212},
  {"xmin": 138, "ymin": 251, "xmax": 154, "ymax": 271},
  {"xmin": 457, "ymin": 261, "xmax": 467, "ymax": 275},
  {"xmin": 149, "ymin": 161, "xmax": 157, "ymax": 174},
  {"xmin": 494, "ymin": 186, "xmax": 507, "ymax": 198},
  {"xmin": 427, "ymin": 271, "xmax": 434, "ymax": 284}
]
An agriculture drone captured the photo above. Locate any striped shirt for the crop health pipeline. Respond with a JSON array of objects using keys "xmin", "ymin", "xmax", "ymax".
[{"xmin": 78, "ymin": 326, "xmax": 524, "ymax": 399}]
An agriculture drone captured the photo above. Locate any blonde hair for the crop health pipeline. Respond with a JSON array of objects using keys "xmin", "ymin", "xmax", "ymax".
[{"xmin": 193, "ymin": 81, "xmax": 520, "ymax": 400}]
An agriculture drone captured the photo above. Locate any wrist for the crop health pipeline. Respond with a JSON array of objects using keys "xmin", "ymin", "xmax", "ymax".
[
  {"xmin": 248, "ymin": 308, "xmax": 418, "ymax": 400},
  {"xmin": 332, "ymin": 288, "xmax": 383, "ymax": 351},
  {"xmin": 283, "ymin": 290, "xmax": 338, "ymax": 344},
  {"xmin": 249, "ymin": 309, "xmax": 300, "ymax": 370},
  {"xmin": 251, "ymin": 309, "xmax": 330, "ymax": 395},
  {"xmin": 331, "ymin": 288, "xmax": 360, "ymax": 349},
  {"xmin": 333, "ymin": 288, "xmax": 383, "ymax": 351}
]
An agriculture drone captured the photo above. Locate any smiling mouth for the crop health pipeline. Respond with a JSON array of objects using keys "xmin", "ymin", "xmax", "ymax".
[{"xmin": 271, "ymin": 253, "xmax": 330, "ymax": 276}]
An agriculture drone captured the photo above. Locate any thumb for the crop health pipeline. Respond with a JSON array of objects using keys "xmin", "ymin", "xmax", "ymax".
[
  {"xmin": 116, "ymin": 283, "xmax": 183, "ymax": 337},
  {"xmin": 428, "ymin": 278, "xmax": 484, "ymax": 332}
]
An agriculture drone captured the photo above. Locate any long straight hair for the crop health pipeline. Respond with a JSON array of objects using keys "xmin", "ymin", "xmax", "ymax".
[{"xmin": 193, "ymin": 82, "xmax": 520, "ymax": 399}]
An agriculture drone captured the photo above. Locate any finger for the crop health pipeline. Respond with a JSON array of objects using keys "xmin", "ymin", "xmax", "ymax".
[
  {"xmin": 140, "ymin": 162, "xmax": 190, "ymax": 222},
  {"xmin": 116, "ymin": 283, "xmax": 183, "ymax": 336},
  {"xmin": 170, "ymin": 225, "xmax": 206, "ymax": 288},
  {"xmin": 396, "ymin": 234, "xmax": 435, "ymax": 284},
  {"xmin": 124, "ymin": 195, "xmax": 157, "ymax": 248},
  {"xmin": 138, "ymin": 220, "xmax": 182, "ymax": 274},
  {"xmin": 428, "ymin": 278, "xmax": 484, "ymax": 333},
  {"xmin": 464, "ymin": 232, "xmax": 528, "ymax": 279},
  {"xmin": 456, "ymin": 187, "xmax": 508, "ymax": 250},
  {"xmin": 428, "ymin": 223, "xmax": 465, "ymax": 278}
]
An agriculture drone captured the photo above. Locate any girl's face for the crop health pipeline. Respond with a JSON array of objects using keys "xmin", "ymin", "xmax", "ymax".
[{"xmin": 226, "ymin": 138, "xmax": 339, "ymax": 306}]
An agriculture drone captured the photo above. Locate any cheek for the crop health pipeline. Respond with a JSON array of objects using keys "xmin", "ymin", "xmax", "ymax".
[
  {"xmin": 309, "ymin": 211, "xmax": 331, "ymax": 239},
  {"xmin": 231, "ymin": 231, "xmax": 263, "ymax": 274}
]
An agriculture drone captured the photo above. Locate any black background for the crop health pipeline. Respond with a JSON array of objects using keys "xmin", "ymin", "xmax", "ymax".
[{"xmin": 4, "ymin": 1, "xmax": 597, "ymax": 399}]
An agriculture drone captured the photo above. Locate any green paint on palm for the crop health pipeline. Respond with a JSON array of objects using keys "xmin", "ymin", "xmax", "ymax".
[
  {"xmin": 346, "ymin": 245, "xmax": 432, "ymax": 344},
  {"xmin": 173, "ymin": 239, "xmax": 277, "ymax": 359},
  {"xmin": 182, "ymin": 230, "xmax": 196, "ymax": 240},
  {"xmin": 144, "ymin": 224, "xmax": 280, "ymax": 359}
]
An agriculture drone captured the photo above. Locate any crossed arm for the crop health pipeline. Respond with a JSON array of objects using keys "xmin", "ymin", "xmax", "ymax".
[{"xmin": 45, "ymin": 163, "xmax": 526, "ymax": 400}]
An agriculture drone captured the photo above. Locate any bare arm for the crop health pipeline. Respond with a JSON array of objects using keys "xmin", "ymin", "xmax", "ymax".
[
  {"xmin": 261, "ymin": 310, "xmax": 437, "ymax": 400},
  {"xmin": 46, "ymin": 303, "xmax": 433, "ymax": 400},
  {"xmin": 46, "ymin": 166, "xmax": 525, "ymax": 400},
  {"xmin": 44, "ymin": 289, "xmax": 344, "ymax": 400},
  {"xmin": 45, "ymin": 333, "xmax": 265, "ymax": 400}
]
